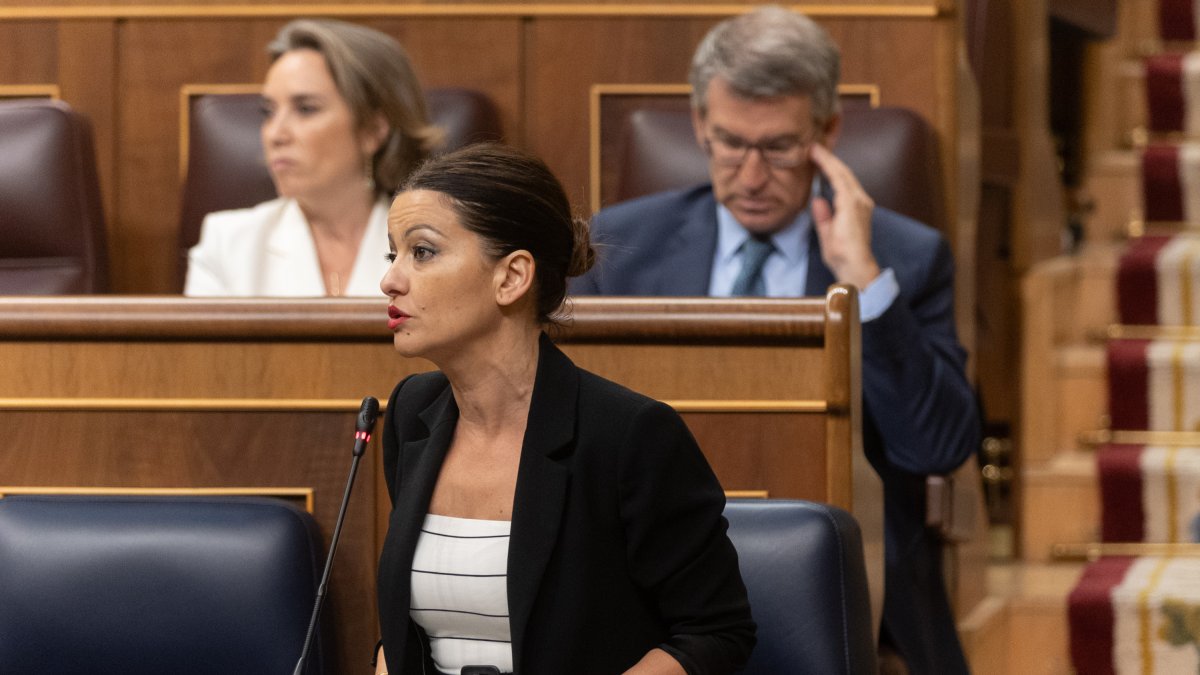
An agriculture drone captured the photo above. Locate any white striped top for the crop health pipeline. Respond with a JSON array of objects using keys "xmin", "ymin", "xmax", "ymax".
[{"xmin": 410, "ymin": 513, "xmax": 513, "ymax": 674}]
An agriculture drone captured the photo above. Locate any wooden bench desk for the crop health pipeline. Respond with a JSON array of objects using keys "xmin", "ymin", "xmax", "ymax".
[{"xmin": 0, "ymin": 290, "xmax": 879, "ymax": 670}]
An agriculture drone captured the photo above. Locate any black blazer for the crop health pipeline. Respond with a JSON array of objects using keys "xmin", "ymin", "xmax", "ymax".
[{"xmin": 377, "ymin": 334, "xmax": 755, "ymax": 675}]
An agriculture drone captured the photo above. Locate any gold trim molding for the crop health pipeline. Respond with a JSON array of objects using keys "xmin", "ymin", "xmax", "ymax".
[
  {"xmin": 179, "ymin": 83, "xmax": 261, "ymax": 181},
  {"xmin": 0, "ymin": 4, "xmax": 945, "ymax": 21},
  {"xmin": 0, "ymin": 397, "xmax": 373, "ymax": 412},
  {"xmin": 0, "ymin": 84, "xmax": 61, "ymax": 100},
  {"xmin": 1052, "ymin": 541, "xmax": 1200, "ymax": 561},
  {"xmin": 1079, "ymin": 429, "xmax": 1200, "ymax": 447},
  {"xmin": 667, "ymin": 400, "xmax": 827, "ymax": 413},
  {"xmin": 1105, "ymin": 324, "xmax": 1200, "ymax": 341},
  {"xmin": 0, "ymin": 397, "xmax": 825, "ymax": 414},
  {"xmin": 724, "ymin": 490, "xmax": 770, "ymax": 499},
  {"xmin": 0, "ymin": 485, "xmax": 315, "ymax": 513}
]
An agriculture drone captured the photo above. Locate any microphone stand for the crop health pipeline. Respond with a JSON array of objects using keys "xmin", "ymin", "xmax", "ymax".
[{"xmin": 293, "ymin": 397, "xmax": 379, "ymax": 675}]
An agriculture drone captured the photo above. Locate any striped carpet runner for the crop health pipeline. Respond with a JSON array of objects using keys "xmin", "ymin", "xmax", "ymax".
[
  {"xmin": 1161, "ymin": 0, "xmax": 1200, "ymax": 43},
  {"xmin": 1097, "ymin": 444, "xmax": 1200, "ymax": 543},
  {"xmin": 1071, "ymin": 5, "xmax": 1200, "ymax": 671},
  {"xmin": 1070, "ymin": 556, "xmax": 1200, "ymax": 674}
]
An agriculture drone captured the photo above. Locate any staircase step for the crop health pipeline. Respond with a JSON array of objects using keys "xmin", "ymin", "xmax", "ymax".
[
  {"xmin": 1069, "ymin": 555, "xmax": 1200, "ymax": 673},
  {"xmin": 989, "ymin": 562, "xmax": 1084, "ymax": 675},
  {"xmin": 1082, "ymin": 150, "xmax": 1139, "ymax": 244},
  {"xmin": 1022, "ymin": 451, "xmax": 1100, "ymax": 562},
  {"xmin": 1022, "ymin": 252, "xmax": 1115, "ymax": 468},
  {"xmin": 1098, "ymin": 443, "xmax": 1200, "ymax": 543}
]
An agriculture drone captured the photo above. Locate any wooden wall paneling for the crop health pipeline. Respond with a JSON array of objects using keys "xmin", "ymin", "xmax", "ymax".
[
  {"xmin": 524, "ymin": 17, "xmax": 720, "ymax": 208},
  {"xmin": 57, "ymin": 21, "xmax": 118, "ymax": 233},
  {"xmin": 1009, "ymin": 0, "xmax": 1067, "ymax": 271},
  {"xmin": 0, "ymin": 21, "xmax": 58, "ymax": 81},
  {"xmin": 0, "ymin": 341, "xmax": 414, "ymax": 399},
  {"xmin": 116, "ymin": 19, "xmax": 283, "ymax": 294},
  {"xmin": 0, "ymin": 408, "xmax": 380, "ymax": 675},
  {"xmin": 367, "ymin": 18, "xmax": 522, "ymax": 145},
  {"xmin": 681, "ymin": 412, "xmax": 828, "ymax": 498}
]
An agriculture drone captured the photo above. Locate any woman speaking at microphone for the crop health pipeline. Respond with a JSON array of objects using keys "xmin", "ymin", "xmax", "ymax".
[{"xmin": 373, "ymin": 144, "xmax": 755, "ymax": 675}]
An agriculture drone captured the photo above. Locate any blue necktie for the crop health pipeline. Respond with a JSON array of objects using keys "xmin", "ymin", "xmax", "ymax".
[{"xmin": 731, "ymin": 237, "xmax": 774, "ymax": 296}]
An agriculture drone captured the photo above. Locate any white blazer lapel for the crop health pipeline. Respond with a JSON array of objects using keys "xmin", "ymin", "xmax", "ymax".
[
  {"xmin": 343, "ymin": 199, "xmax": 390, "ymax": 297},
  {"xmin": 263, "ymin": 199, "xmax": 326, "ymax": 296}
]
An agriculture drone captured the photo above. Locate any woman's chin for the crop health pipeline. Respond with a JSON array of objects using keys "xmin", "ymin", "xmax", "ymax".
[{"xmin": 391, "ymin": 334, "xmax": 424, "ymax": 358}]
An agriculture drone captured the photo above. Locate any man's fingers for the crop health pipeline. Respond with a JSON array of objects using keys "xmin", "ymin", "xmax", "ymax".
[
  {"xmin": 809, "ymin": 142, "xmax": 869, "ymax": 204},
  {"xmin": 811, "ymin": 195, "xmax": 833, "ymax": 229}
]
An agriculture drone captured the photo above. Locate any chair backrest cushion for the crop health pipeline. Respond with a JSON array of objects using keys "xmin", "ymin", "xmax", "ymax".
[
  {"xmin": 0, "ymin": 495, "xmax": 325, "ymax": 675},
  {"xmin": 615, "ymin": 103, "xmax": 946, "ymax": 237},
  {"xmin": 0, "ymin": 99, "xmax": 108, "ymax": 294},
  {"xmin": 176, "ymin": 88, "xmax": 502, "ymax": 289},
  {"xmin": 724, "ymin": 499, "xmax": 877, "ymax": 675}
]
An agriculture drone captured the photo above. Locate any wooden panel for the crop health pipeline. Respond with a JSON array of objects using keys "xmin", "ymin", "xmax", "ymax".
[
  {"xmin": 57, "ymin": 21, "xmax": 117, "ymax": 224},
  {"xmin": 0, "ymin": 294, "xmax": 881, "ymax": 642},
  {"xmin": 526, "ymin": 17, "xmax": 720, "ymax": 207},
  {"xmin": 683, "ymin": 412, "xmax": 828, "ymax": 498},
  {"xmin": 0, "ymin": 22, "xmax": 58, "ymax": 82}
]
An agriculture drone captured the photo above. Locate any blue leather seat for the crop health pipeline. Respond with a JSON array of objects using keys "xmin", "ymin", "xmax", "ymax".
[
  {"xmin": 0, "ymin": 495, "xmax": 325, "ymax": 675},
  {"xmin": 724, "ymin": 499, "xmax": 877, "ymax": 675}
]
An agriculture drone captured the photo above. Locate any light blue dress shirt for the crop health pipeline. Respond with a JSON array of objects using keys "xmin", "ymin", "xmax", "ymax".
[{"xmin": 707, "ymin": 203, "xmax": 899, "ymax": 322}]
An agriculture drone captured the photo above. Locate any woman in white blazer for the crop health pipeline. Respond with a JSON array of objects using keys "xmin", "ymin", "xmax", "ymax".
[{"xmin": 184, "ymin": 19, "xmax": 441, "ymax": 297}]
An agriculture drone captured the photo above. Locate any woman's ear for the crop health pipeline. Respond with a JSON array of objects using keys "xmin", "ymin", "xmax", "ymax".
[
  {"xmin": 360, "ymin": 112, "xmax": 391, "ymax": 156},
  {"xmin": 494, "ymin": 250, "xmax": 535, "ymax": 308}
]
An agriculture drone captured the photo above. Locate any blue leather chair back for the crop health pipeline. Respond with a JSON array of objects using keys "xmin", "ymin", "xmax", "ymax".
[
  {"xmin": 0, "ymin": 495, "xmax": 325, "ymax": 675},
  {"xmin": 724, "ymin": 499, "xmax": 877, "ymax": 675}
]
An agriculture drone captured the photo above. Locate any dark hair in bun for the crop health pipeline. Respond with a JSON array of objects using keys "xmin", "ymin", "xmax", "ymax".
[{"xmin": 400, "ymin": 143, "xmax": 594, "ymax": 323}]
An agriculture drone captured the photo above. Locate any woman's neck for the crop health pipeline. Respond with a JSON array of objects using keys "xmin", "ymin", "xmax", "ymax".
[
  {"xmin": 296, "ymin": 186, "xmax": 377, "ymax": 243},
  {"xmin": 295, "ymin": 186, "xmax": 378, "ymax": 295},
  {"xmin": 443, "ymin": 325, "xmax": 541, "ymax": 435}
]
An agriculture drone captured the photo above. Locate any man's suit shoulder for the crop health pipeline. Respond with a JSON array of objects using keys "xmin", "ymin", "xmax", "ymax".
[
  {"xmin": 593, "ymin": 185, "xmax": 714, "ymax": 233},
  {"xmin": 870, "ymin": 206, "xmax": 948, "ymax": 268}
]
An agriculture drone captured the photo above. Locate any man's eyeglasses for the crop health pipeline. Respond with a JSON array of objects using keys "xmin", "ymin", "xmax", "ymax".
[{"xmin": 702, "ymin": 129, "xmax": 814, "ymax": 169}]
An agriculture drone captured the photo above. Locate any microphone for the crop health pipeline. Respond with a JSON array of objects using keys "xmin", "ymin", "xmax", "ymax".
[{"xmin": 293, "ymin": 396, "xmax": 380, "ymax": 675}]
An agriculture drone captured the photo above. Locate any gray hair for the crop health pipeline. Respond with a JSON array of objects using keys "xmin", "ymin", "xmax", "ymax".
[
  {"xmin": 689, "ymin": 6, "xmax": 841, "ymax": 124},
  {"xmin": 268, "ymin": 19, "xmax": 443, "ymax": 197}
]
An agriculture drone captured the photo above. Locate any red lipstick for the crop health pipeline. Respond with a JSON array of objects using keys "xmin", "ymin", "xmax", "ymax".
[{"xmin": 387, "ymin": 305, "xmax": 410, "ymax": 330}]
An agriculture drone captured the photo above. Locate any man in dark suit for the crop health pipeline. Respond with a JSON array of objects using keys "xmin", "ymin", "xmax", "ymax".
[{"xmin": 571, "ymin": 7, "xmax": 979, "ymax": 673}]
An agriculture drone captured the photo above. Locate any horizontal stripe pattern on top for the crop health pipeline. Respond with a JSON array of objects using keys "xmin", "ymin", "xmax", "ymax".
[{"xmin": 410, "ymin": 512, "xmax": 513, "ymax": 675}]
